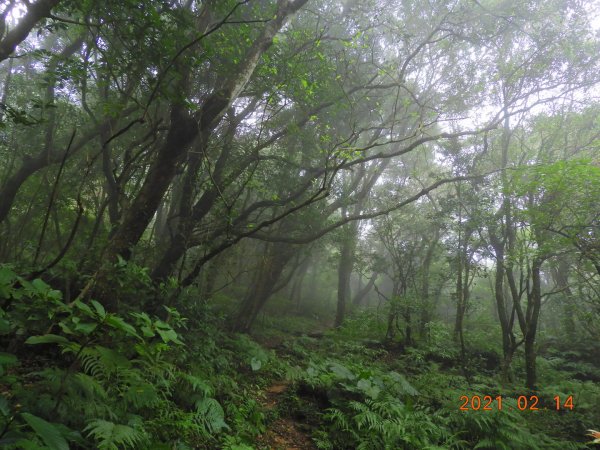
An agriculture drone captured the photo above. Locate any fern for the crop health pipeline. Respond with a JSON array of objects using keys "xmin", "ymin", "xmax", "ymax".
[
  {"xmin": 73, "ymin": 372, "xmax": 108, "ymax": 400},
  {"xmin": 123, "ymin": 381, "xmax": 161, "ymax": 409},
  {"xmin": 323, "ymin": 394, "xmax": 455, "ymax": 449},
  {"xmin": 195, "ymin": 398, "xmax": 229, "ymax": 434},
  {"xmin": 326, "ymin": 407, "xmax": 351, "ymax": 431},
  {"xmin": 84, "ymin": 419, "xmax": 148, "ymax": 450},
  {"xmin": 385, "ymin": 371, "xmax": 420, "ymax": 396},
  {"xmin": 354, "ymin": 409, "xmax": 384, "ymax": 432},
  {"xmin": 178, "ymin": 371, "xmax": 213, "ymax": 397}
]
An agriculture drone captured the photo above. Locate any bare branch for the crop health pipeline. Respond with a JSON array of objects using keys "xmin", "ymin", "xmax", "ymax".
[{"xmin": 250, "ymin": 170, "xmax": 503, "ymax": 245}]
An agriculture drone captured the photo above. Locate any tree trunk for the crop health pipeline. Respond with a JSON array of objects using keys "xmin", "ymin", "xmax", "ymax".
[
  {"xmin": 453, "ymin": 254, "xmax": 464, "ymax": 342},
  {"xmin": 201, "ymin": 255, "xmax": 222, "ymax": 300},
  {"xmin": 525, "ymin": 257, "xmax": 543, "ymax": 390},
  {"xmin": 419, "ymin": 229, "xmax": 438, "ymax": 336},
  {"xmin": 151, "ymin": 115, "xmax": 241, "ymax": 281},
  {"xmin": 102, "ymin": 108, "xmax": 199, "ymax": 263},
  {"xmin": 551, "ymin": 257, "xmax": 575, "ymax": 338},
  {"xmin": 385, "ymin": 283, "xmax": 401, "ymax": 342},
  {"xmin": 385, "ymin": 310, "xmax": 396, "ymax": 342},
  {"xmin": 489, "ymin": 229, "xmax": 515, "ymax": 382},
  {"xmin": 334, "ymin": 160, "xmax": 388, "ymax": 326},
  {"xmin": 100, "ymin": 0, "xmax": 308, "ymax": 294},
  {"xmin": 290, "ymin": 255, "xmax": 310, "ymax": 309},
  {"xmin": 352, "ymin": 273, "xmax": 377, "ymax": 306},
  {"xmin": 453, "ymin": 223, "xmax": 472, "ymax": 356},
  {"xmin": 335, "ymin": 225, "xmax": 356, "ymax": 327},
  {"xmin": 0, "ymin": 34, "xmax": 100, "ymax": 228},
  {"xmin": 404, "ymin": 303, "xmax": 412, "ymax": 346},
  {"xmin": 0, "ymin": 0, "xmax": 61, "ymax": 62},
  {"xmin": 496, "ymin": 99, "xmax": 518, "ymax": 382},
  {"xmin": 150, "ymin": 147, "xmax": 206, "ymax": 281},
  {"xmin": 233, "ymin": 242, "xmax": 296, "ymax": 333}
]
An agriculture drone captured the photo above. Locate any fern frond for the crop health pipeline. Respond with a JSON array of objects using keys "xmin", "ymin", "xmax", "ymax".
[
  {"xmin": 354, "ymin": 410, "xmax": 382, "ymax": 432},
  {"xmin": 179, "ymin": 371, "xmax": 213, "ymax": 396},
  {"xmin": 325, "ymin": 408, "xmax": 350, "ymax": 431},
  {"xmin": 84, "ymin": 419, "xmax": 148, "ymax": 450},
  {"xmin": 74, "ymin": 372, "xmax": 108, "ymax": 400},
  {"xmin": 195, "ymin": 397, "xmax": 229, "ymax": 434},
  {"xmin": 123, "ymin": 381, "xmax": 160, "ymax": 408}
]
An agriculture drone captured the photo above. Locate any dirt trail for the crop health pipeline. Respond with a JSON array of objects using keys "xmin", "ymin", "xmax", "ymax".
[
  {"xmin": 253, "ymin": 329, "xmax": 328, "ymax": 449},
  {"xmin": 256, "ymin": 381, "xmax": 316, "ymax": 450}
]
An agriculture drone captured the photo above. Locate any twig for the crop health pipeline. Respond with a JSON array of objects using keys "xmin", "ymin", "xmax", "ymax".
[{"xmin": 33, "ymin": 130, "xmax": 76, "ymax": 265}]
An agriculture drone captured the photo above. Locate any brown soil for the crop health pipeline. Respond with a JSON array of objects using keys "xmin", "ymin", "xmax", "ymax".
[{"xmin": 256, "ymin": 381, "xmax": 317, "ymax": 450}]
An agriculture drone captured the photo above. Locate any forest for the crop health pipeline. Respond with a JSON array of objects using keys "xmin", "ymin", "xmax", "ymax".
[{"xmin": 0, "ymin": 0, "xmax": 599, "ymax": 448}]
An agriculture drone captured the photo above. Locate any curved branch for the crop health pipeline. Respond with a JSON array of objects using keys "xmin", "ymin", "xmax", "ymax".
[
  {"xmin": 0, "ymin": 0, "xmax": 61, "ymax": 63},
  {"xmin": 250, "ymin": 171, "xmax": 502, "ymax": 245}
]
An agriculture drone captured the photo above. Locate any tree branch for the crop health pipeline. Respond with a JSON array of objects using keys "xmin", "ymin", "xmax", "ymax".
[
  {"xmin": 250, "ymin": 171, "xmax": 502, "ymax": 244},
  {"xmin": 0, "ymin": 0, "xmax": 60, "ymax": 62}
]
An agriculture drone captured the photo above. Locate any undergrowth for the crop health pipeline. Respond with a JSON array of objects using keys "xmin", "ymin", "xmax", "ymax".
[
  {"xmin": 0, "ymin": 265, "xmax": 278, "ymax": 449},
  {"xmin": 1, "ymin": 263, "xmax": 598, "ymax": 449},
  {"xmin": 268, "ymin": 316, "xmax": 597, "ymax": 450}
]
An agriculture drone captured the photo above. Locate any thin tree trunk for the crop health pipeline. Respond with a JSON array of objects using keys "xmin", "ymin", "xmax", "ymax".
[
  {"xmin": 151, "ymin": 111, "xmax": 243, "ymax": 281},
  {"xmin": 0, "ymin": 34, "xmax": 88, "ymax": 226},
  {"xmin": 234, "ymin": 242, "xmax": 296, "ymax": 333},
  {"xmin": 525, "ymin": 257, "xmax": 543, "ymax": 390},
  {"xmin": 551, "ymin": 258, "xmax": 575, "ymax": 337},
  {"xmin": 385, "ymin": 283, "xmax": 401, "ymax": 342},
  {"xmin": 490, "ymin": 229, "xmax": 515, "ymax": 382},
  {"xmin": 335, "ymin": 223, "xmax": 356, "ymax": 327},
  {"xmin": 419, "ymin": 229, "xmax": 438, "ymax": 335},
  {"xmin": 493, "ymin": 100, "xmax": 519, "ymax": 383},
  {"xmin": 352, "ymin": 273, "xmax": 377, "ymax": 306},
  {"xmin": 290, "ymin": 255, "xmax": 310, "ymax": 308}
]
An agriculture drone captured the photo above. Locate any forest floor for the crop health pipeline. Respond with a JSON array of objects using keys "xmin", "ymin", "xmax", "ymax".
[
  {"xmin": 239, "ymin": 311, "xmax": 600, "ymax": 450},
  {"xmin": 253, "ymin": 332, "xmax": 320, "ymax": 450},
  {"xmin": 256, "ymin": 380, "xmax": 316, "ymax": 450}
]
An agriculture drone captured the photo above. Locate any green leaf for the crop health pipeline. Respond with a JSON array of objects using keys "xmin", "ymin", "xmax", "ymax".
[
  {"xmin": 0, "ymin": 267, "xmax": 18, "ymax": 298},
  {"xmin": 105, "ymin": 315, "xmax": 140, "ymax": 339},
  {"xmin": 0, "ymin": 317, "xmax": 11, "ymax": 334},
  {"xmin": 250, "ymin": 357, "xmax": 262, "ymax": 371},
  {"xmin": 0, "ymin": 395, "xmax": 10, "ymax": 417},
  {"xmin": 73, "ymin": 321, "xmax": 97, "ymax": 335},
  {"xmin": 329, "ymin": 362, "xmax": 355, "ymax": 380},
  {"xmin": 4, "ymin": 435, "xmax": 41, "ymax": 449},
  {"xmin": 356, "ymin": 378, "xmax": 380, "ymax": 399},
  {"xmin": 0, "ymin": 266, "xmax": 17, "ymax": 285},
  {"xmin": 25, "ymin": 334, "xmax": 71, "ymax": 346},
  {"xmin": 140, "ymin": 326, "xmax": 154, "ymax": 338},
  {"xmin": 155, "ymin": 327, "xmax": 182, "ymax": 345},
  {"xmin": 0, "ymin": 352, "xmax": 17, "ymax": 367},
  {"xmin": 124, "ymin": 382, "xmax": 160, "ymax": 408},
  {"xmin": 90, "ymin": 300, "xmax": 106, "ymax": 319},
  {"xmin": 195, "ymin": 398, "xmax": 229, "ymax": 433},
  {"xmin": 22, "ymin": 412, "xmax": 69, "ymax": 450},
  {"xmin": 47, "ymin": 289, "xmax": 63, "ymax": 302},
  {"xmin": 31, "ymin": 278, "xmax": 50, "ymax": 294},
  {"xmin": 58, "ymin": 321, "xmax": 75, "ymax": 335},
  {"xmin": 179, "ymin": 372, "xmax": 213, "ymax": 396},
  {"xmin": 73, "ymin": 300, "xmax": 94, "ymax": 317},
  {"xmin": 387, "ymin": 371, "xmax": 419, "ymax": 396}
]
